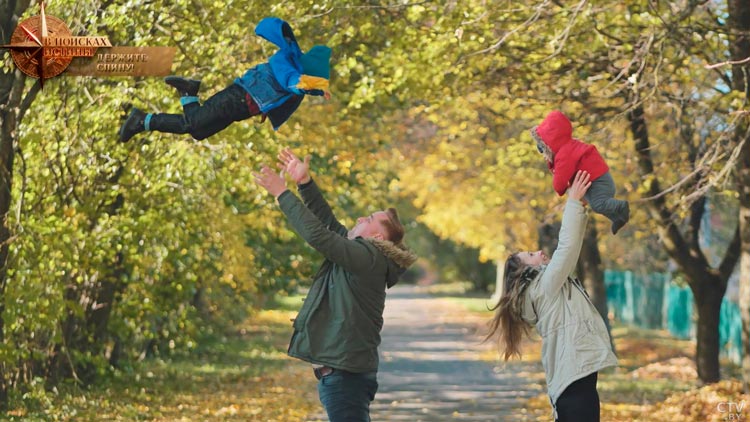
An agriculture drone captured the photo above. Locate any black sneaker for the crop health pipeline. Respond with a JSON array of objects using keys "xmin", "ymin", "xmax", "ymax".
[
  {"xmin": 164, "ymin": 76, "xmax": 201, "ymax": 97},
  {"xmin": 118, "ymin": 108, "xmax": 146, "ymax": 143}
]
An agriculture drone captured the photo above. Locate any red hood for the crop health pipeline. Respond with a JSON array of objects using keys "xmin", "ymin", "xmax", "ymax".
[{"xmin": 536, "ymin": 110, "xmax": 573, "ymax": 154}]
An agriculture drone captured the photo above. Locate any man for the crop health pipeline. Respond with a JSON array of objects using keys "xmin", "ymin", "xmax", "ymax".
[{"xmin": 254, "ymin": 148, "xmax": 417, "ymax": 422}]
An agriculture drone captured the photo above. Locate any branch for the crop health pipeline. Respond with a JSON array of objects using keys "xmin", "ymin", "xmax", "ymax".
[
  {"xmin": 459, "ymin": 0, "xmax": 550, "ymax": 61},
  {"xmin": 638, "ymin": 113, "xmax": 744, "ymax": 207},
  {"xmin": 304, "ymin": 7, "xmax": 335, "ymax": 19},
  {"xmin": 334, "ymin": 1, "xmax": 432, "ymax": 10},
  {"xmin": 547, "ymin": 0, "xmax": 587, "ymax": 58},
  {"xmin": 16, "ymin": 78, "xmax": 41, "ymax": 124},
  {"xmin": 634, "ymin": 164, "xmax": 706, "ymax": 203},
  {"xmin": 628, "ymin": 103, "xmax": 708, "ymax": 276},
  {"xmin": 681, "ymin": 119, "xmax": 749, "ymax": 204},
  {"xmin": 719, "ymin": 225, "xmax": 741, "ymax": 281},
  {"xmin": 13, "ymin": 143, "xmax": 26, "ymax": 231},
  {"xmin": 704, "ymin": 55, "xmax": 750, "ymax": 69},
  {"xmin": 603, "ymin": 32, "xmax": 656, "ymax": 99},
  {"xmin": 153, "ymin": 23, "xmax": 198, "ymax": 69}
]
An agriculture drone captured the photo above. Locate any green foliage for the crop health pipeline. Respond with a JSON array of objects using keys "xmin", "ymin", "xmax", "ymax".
[
  {"xmin": 2, "ymin": 0, "xmax": 748, "ymax": 411},
  {"xmin": 3, "ymin": 0, "xmax": 418, "ymax": 410}
]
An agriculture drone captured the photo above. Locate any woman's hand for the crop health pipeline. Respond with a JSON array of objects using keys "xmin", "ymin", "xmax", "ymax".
[{"xmin": 568, "ymin": 170, "xmax": 591, "ymax": 202}]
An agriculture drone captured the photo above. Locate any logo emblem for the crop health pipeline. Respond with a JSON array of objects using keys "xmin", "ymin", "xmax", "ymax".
[
  {"xmin": 2, "ymin": 2, "xmax": 174, "ymax": 86},
  {"xmin": 2, "ymin": 2, "xmax": 111, "ymax": 86}
]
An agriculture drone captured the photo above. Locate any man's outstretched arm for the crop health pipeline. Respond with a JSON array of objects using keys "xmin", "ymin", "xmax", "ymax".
[
  {"xmin": 254, "ymin": 165, "xmax": 379, "ymax": 274},
  {"xmin": 277, "ymin": 148, "xmax": 347, "ymax": 236}
]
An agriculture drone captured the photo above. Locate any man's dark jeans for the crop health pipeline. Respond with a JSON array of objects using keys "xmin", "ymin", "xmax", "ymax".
[
  {"xmin": 149, "ymin": 83, "xmax": 255, "ymax": 140},
  {"xmin": 317, "ymin": 369, "xmax": 378, "ymax": 422}
]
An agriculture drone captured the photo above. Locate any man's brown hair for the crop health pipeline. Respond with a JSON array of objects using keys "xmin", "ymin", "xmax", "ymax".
[{"xmin": 380, "ymin": 208, "xmax": 405, "ymax": 243}]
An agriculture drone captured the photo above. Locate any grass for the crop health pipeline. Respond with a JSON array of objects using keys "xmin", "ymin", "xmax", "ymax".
[
  {"xmin": 5, "ymin": 308, "xmax": 319, "ymax": 422},
  {"xmin": 442, "ymin": 296, "xmax": 497, "ymax": 313},
  {"xmin": 412, "ymin": 281, "xmax": 497, "ymax": 313},
  {"xmin": 265, "ymin": 293, "xmax": 307, "ymax": 312}
]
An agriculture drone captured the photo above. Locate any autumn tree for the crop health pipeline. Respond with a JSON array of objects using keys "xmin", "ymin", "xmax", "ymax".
[
  {"xmin": 727, "ymin": 0, "xmax": 750, "ymax": 391},
  {"xmin": 1, "ymin": 0, "xmax": 40, "ymax": 407},
  {"xmin": 347, "ymin": 1, "xmax": 746, "ymax": 384},
  {"xmin": 0, "ymin": 0, "xmax": 403, "ymax": 409}
]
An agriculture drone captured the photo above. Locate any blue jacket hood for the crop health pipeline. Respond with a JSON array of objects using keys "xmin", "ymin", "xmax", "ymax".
[
  {"xmin": 234, "ymin": 17, "xmax": 332, "ymax": 130},
  {"xmin": 255, "ymin": 17, "xmax": 297, "ymax": 47}
]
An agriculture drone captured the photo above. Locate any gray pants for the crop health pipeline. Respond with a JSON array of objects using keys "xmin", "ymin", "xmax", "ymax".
[{"xmin": 584, "ymin": 171, "xmax": 629, "ymax": 225}]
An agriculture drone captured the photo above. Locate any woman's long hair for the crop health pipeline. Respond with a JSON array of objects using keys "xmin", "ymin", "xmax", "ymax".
[{"xmin": 485, "ymin": 254, "xmax": 537, "ymax": 361}]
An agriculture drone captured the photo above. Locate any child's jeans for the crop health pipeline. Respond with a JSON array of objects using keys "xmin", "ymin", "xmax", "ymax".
[
  {"xmin": 584, "ymin": 171, "xmax": 628, "ymax": 224},
  {"xmin": 148, "ymin": 83, "xmax": 258, "ymax": 140}
]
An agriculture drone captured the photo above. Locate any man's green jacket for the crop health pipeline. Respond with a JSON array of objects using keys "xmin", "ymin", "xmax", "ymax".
[{"xmin": 277, "ymin": 180, "xmax": 417, "ymax": 373}]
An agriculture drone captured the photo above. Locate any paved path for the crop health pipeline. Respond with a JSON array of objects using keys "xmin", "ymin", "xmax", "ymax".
[{"xmin": 307, "ymin": 285, "xmax": 545, "ymax": 421}]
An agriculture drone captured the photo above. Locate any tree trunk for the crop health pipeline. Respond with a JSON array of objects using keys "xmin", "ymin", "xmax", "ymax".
[
  {"xmin": 694, "ymin": 278, "xmax": 725, "ymax": 382},
  {"xmin": 88, "ymin": 195, "xmax": 126, "ymax": 364},
  {"xmin": 537, "ymin": 222, "xmax": 560, "ymax": 257},
  {"xmin": 576, "ymin": 221, "xmax": 615, "ymax": 353},
  {"xmin": 0, "ymin": 0, "xmax": 35, "ymax": 407},
  {"xmin": 728, "ymin": 0, "xmax": 750, "ymax": 393},
  {"xmin": 628, "ymin": 104, "xmax": 739, "ymax": 383},
  {"xmin": 490, "ymin": 259, "xmax": 505, "ymax": 306},
  {"xmin": 52, "ymin": 192, "xmax": 127, "ymax": 382},
  {"xmin": 0, "ymin": 79, "xmax": 16, "ymax": 409},
  {"xmin": 86, "ymin": 251, "xmax": 126, "ymax": 369},
  {"xmin": 740, "ymin": 133, "xmax": 750, "ymax": 391}
]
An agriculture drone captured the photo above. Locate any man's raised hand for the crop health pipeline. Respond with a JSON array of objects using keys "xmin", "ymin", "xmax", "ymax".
[
  {"xmin": 277, "ymin": 147, "xmax": 311, "ymax": 185},
  {"xmin": 253, "ymin": 165, "xmax": 288, "ymax": 199}
]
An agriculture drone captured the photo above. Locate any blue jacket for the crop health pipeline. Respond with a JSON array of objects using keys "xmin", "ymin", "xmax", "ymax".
[{"xmin": 234, "ymin": 17, "xmax": 314, "ymax": 130}]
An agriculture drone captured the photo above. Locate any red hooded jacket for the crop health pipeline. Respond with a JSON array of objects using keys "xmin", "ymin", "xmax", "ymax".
[{"xmin": 536, "ymin": 110, "xmax": 609, "ymax": 196}]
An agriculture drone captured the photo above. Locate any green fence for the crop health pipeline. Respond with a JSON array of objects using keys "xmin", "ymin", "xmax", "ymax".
[{"xmin": 604, "ymin": 270, "xmax": 743, "ymax": 364}]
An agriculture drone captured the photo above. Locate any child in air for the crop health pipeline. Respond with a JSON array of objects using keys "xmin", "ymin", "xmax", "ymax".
[
  {"xmin": 118, "ymin": 16, "xmax": 331, "ymax": 142},
  {"xmin": 531, "ymin": 110, "xmax": 630, "ymax": 234}
]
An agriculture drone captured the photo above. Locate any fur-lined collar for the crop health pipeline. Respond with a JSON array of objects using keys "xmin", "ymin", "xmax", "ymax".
[
  {"xmin": 531, "ymin": 126, "xmax": 555, "ymax": 163},
  {"xmin": 368, "ymin": 239, "xmax": 418, "ymax": 269}
]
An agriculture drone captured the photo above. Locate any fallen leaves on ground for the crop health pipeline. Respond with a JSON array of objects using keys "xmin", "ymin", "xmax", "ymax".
[
  {"xmin": 517, "ymin": 326, "xmax": 747, "ymax": 422},
  {"xmin": 629, "ymin": 356, "xmax": 697, "ymax": 381},
  {"xmin": 614, "ymin": 328, "xmax": 695, "ymax": 368},
  {"xmin": 447, "ymin": 293, "xmax": 747, "ymax": 422},
  {"xmin": 149, "ymin": 310, "xmax": 320, "ymax": 421},
  {"xmin": 648, "ymin": 380, "xmax": 750, "ymax": 422},
  {"xmin": 12, "ymin": 309, "xmax": 320, "ymax": 422}
]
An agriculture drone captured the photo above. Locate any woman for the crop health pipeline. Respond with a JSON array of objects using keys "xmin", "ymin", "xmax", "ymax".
[{"xmin": 487, "ymin": 170, "xmax": 617, "ymax": 422}]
